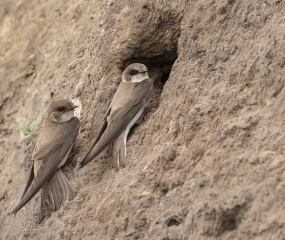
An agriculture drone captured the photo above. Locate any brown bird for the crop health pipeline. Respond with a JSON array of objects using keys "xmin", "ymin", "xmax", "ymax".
[
  {"xmin": 11, "ymin": 99, "xmax": 80, "ymax": 223},
  {"xmin": 80, "ymin": 63, "xmax": 153, "ymax": 170}
]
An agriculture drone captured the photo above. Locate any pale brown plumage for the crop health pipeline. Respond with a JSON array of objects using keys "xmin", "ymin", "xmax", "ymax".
[
  {"xmin": 80, "ymin": 63, "xmax": 152, "ymax": 170},
  {"xmin": 12, "ymin": 99, "xmax": 80, "ymax": 223}
]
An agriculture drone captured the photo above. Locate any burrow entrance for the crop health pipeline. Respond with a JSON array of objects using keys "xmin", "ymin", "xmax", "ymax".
[
  {"xmin": 121, "ymin": 51, "xmax": 178, "ymax": 117},
  {"xmin": 118, "ymin": 4, "xmax": 181, "ymax": 133}
]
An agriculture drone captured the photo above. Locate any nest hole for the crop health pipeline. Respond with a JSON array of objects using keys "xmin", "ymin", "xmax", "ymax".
[
  {"xmin": 122, "ymin": 51, "xmax": 177, "ymax": 114},
  {"xmin": 166, "ymin": 216, "xmax": 182, "ymax": 227},
  {"xmin": 122, "ymin": 52, "xmax": 177, "ymax": 90}
]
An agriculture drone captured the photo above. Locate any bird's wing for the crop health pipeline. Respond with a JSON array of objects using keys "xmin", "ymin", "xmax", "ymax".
[
  {"xmin": 20, "ymin": 164, "xmax": 34, "ymax": 199},
  {"xmin": 12, "ymin": 118, "xmax": 80, "ymax": 214},
  {"xmin": 80, "ymin": 107, "xmax": 111, "ymax": 164}
]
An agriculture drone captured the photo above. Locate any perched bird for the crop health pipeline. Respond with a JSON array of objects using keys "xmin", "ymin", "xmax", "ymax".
[
  {"xmin": 11, "ymin": 99, "xmax": 80, "ymax": 223},
  {"xmin": 80, "ymin": 63, "xmax": 153, "ymax": 170}
]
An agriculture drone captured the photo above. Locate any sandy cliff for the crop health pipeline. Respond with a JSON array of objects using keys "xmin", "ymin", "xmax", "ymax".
[{"xmin": 1, "ymin": 0, "xmax": 285, "ymax": 239}]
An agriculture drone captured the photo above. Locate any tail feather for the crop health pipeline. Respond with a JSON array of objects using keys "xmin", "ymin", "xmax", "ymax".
[
  {"xmin": 39, "ymin": 190, "xmax": 50, "ymax": 223},
  {"xmin": 119, "ymin": 142, "xmax": 126, "ymax": 168},
  {"xmin": 112, "ymin": 133, "xmax": 127, "ymax": 171},
  {"xmin": 39, "ymin": 169, "xmax": 74, "ymax": 223}
]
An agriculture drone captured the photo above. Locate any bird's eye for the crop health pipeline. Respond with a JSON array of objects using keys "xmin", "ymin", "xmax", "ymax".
[
  {"xmin": 57, "ymin": 107, "xmax": 65, "ymax": 112},
  {"xmin": 129, "ymin": 70, "xmax": 137, "ymax": 75}
]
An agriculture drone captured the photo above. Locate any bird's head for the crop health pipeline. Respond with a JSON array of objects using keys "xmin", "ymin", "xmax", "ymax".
[
  {"xmin": 49, "ymin": 99, "xmax": 78, "ymax": 123},
  {"xmin": 122, "ymin": 63, "xmax": 149, "ymax": 83}
]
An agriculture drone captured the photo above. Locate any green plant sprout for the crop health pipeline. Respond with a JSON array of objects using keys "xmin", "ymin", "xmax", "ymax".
[{"xmin": 20, "ymin": 120, "xmax": 40, "ymax": 142}]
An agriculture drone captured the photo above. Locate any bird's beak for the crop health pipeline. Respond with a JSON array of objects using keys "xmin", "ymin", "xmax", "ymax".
[
  {"xmin": 141, "ymin": 69, "xmax": 148, "ymax": 73},
  {"xmin": 70, "ymin": 105, "xmax": 78, "ymax": 110}
]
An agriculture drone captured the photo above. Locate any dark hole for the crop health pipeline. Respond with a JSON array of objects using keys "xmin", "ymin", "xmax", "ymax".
[
  {"xmin": 122, "ymin": 54, "xmax": 176, "ymax": 103},
  {"xmin": 121, "ymin": 51, "xmax": 177, "ymax": 91},
  {"xmin": 217, "ymin": 205, "xmax": 243, "ymax": 235},
  {"xmin": 166, "ymin": 216, "xmax": 182, "ymax": 227},
  {"xmin": 153, "ymin": 182, "xmax": 169, "ymax": 195},
  {"xmin": 161, "ymin": 186, "xmax": 169, "ymax": 195},
  {"xmin": 221, "ymin": 218, "xmax": 237, "ymax": 231}
]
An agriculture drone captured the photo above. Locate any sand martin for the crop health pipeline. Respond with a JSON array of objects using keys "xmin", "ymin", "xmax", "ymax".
[
  {"xmin": 80, "ymin": 63, "xmax": 153, "ymax": 170},
  {"xmin": 11, "ymin": 99, "xmax": 80, "ymax": 223}
]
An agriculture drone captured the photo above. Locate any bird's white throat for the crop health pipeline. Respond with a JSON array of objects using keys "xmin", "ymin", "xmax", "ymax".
[
  {"xmin": 123, "ymin": 74, "xmax": 149, "ymax": 83},
  {"xmin": 52, "ymin": 111, "xmax": 74, "ymax": 123}
]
